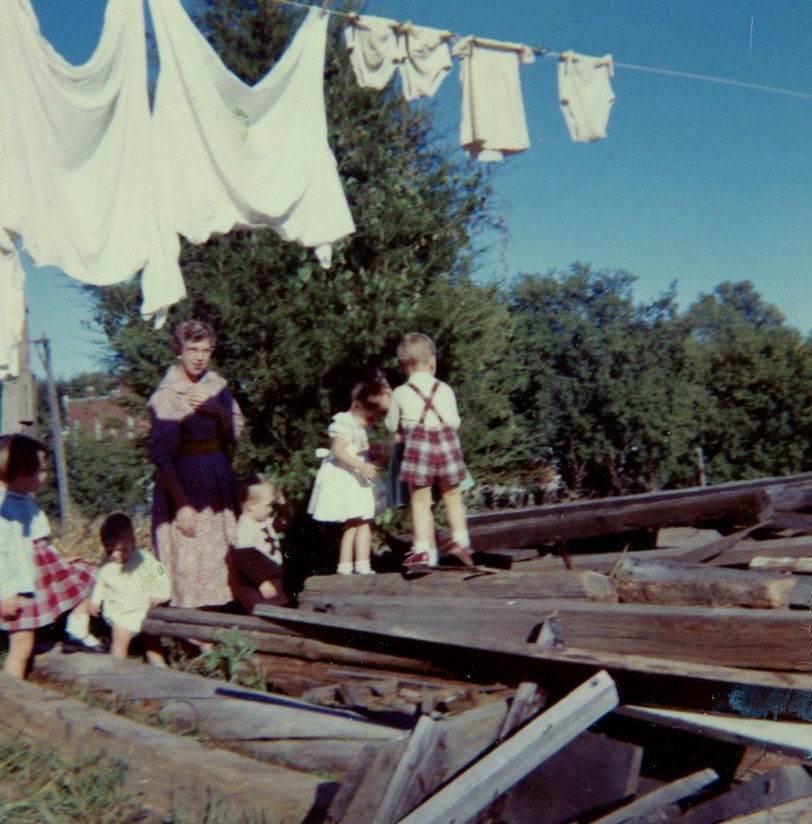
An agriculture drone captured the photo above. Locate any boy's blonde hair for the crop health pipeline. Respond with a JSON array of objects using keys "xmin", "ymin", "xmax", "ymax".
[
  {"xmin": 237, "ymin": 473, "xmax": 277, "ymax": 509},
  {"xmin": 396, "ymin": 333, "xmax": 436, "ymax": 370},
  {"xmin": 0, "ymin": 434, "xmax": 47, "ymax": 483}
]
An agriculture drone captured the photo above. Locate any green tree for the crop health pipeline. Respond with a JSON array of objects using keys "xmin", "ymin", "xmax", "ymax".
[
  {"xmin": 684, "ymin": 281, "xmax": 812, "ymax": 482},
  {"xmin": 89, "ymin": 0, "xmax": 513, "ymax": 505},
  {"xmin": 508, "ymin": 264, "xmax": 701, "ymax": 495}
]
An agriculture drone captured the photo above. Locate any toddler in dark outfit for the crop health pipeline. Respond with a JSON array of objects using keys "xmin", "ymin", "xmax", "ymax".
[{"xmin": 228, "ymin": 473, "xmax": 291, "ymax": 613}]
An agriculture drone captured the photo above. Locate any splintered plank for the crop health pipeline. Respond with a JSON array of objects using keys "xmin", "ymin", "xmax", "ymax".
[
  {"xmin": 301, "ymin": 569, "xmax": 618, "ymax": 602},
  {"xmin": 614, "ymin": 557, "xmax": 797, "ymax": 608},
  {"xmin": 616, "ymin": 705, "xmax": 812, "ymax": 761},
  {"xmin": 718, "ymin": 796, "xmax": 812, "ymax": 823},
  {"xmin": 0, "ymin": 673, "xmax": 331, "ymax": 823},
  {"xmin": 397, "ymin": 671, "xmax": 619, "ymax": 824},
  {"xmin": 591, "ymin": 767, "xmax": 719, "ymax": 824},
  {"xmin": 678, "ymin": 765, "xmax": 812, "ymax": 824}
]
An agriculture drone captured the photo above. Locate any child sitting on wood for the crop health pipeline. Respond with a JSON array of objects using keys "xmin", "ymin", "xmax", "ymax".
[
  {"xmin": 385, "ymin": 333, "xmax": 474, "ymax": 574},
  {"xmin": 228, "ymin": 474, "xmax": 291, "ymax": 613},
  {"xmin": 90, "ymin": 512, "xmax": 171, "ymax": 665}
]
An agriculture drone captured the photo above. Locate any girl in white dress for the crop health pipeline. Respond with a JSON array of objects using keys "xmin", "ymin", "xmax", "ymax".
[{"xmin": 307, "ymin": 378, "xmax": 390, "ymax": 574}]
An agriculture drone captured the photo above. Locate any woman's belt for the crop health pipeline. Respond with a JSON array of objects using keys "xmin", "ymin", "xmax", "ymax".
[{"xmin": 178, "ymin": 438, "xmax": 221, "ymax": 457}]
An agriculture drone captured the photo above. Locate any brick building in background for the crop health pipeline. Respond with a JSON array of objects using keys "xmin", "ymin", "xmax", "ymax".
[{"xmin": 64, "ymin": 385, "xmax": 145, "ymax": 440}]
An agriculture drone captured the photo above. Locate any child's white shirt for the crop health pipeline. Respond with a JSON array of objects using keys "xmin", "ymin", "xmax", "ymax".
[
  {"xmin": 91, "ymin": 548, "xmax": 171, "ymax": 634},
  {"xmin": 0, "ymin": 490, "xmax": 49, "ymax": 600},
  {"xmin": 385, "ymin": 372, "xmax": 460, "ymax": 433}
]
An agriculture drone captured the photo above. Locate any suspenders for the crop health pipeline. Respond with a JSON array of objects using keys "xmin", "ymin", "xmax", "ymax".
[{"xmin": 408, "ymin": 381, "xmax": 445, "ymax": 427}]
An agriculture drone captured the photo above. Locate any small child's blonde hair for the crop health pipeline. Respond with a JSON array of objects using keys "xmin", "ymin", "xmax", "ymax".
[
  {"xmin": 396, "ymin": 333, "xmax": 436, "ymax": 370},
  {"xmin": 237, "ymin": 473, "xmax": 277, "ymax": 509}
]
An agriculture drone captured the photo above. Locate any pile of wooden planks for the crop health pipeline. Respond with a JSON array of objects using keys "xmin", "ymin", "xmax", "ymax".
[{"xmin": 20, "ymin": 472, "xmax": 812, "ymax": 822}]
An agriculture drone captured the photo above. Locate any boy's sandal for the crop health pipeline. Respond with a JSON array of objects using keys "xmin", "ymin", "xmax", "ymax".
[
  {"xmin": 401, "ymin": 550, "xmax": 432, "ymax": 576},
  {"xmin": 443, "ymin": 542, "xmax": 475, "ymax": 568}
]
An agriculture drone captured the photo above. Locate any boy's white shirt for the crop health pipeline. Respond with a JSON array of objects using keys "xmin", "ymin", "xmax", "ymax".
[{"xmin": 384, "ymin": 371, "xmax": 460, "ymax": 433}]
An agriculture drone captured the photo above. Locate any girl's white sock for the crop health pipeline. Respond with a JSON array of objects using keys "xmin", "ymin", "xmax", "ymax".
[
  {"xmin": 336, "ymin": 562, "xmax": 354, "ymax": 575},
  {"xmin": 65, "ymin": 612, "xmax": 103, "ymax": 648},
  {"xmin": 355, "ymin": 559, "xmax": 374, "ymax": 575}
]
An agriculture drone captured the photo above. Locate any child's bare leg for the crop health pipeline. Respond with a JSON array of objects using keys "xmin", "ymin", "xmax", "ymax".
[
  {"xmin": 111, "ymin": 625, "xmax": 134, "ymax": 659},
  {"xmin": 354, "ymin": 521, "xmax": 372, "ymax": 564},
  {"xmin": 143, "ymin": 634, "xmax": 167, "ymax": 667},
  {"xmin": 353, "ymin": 521, "xmax": 375, "ymax": 574},
  {"xmin": 441, "ymin": 484, "xmax": 467, "ymax": 534},
  {"xmin": 409, "ymin": 485, "xmax": 434, "ymax": 545},
  {"xmin": 337, "ymin": 523, "xmax": 358, "ymax": 574},
  {"xmin": 440, "ymin": 483, "xmax": 473, "ymax": 566},
  {"xmin": 4, "ymin": 630, "xmax": 35, "ymax": 679}
]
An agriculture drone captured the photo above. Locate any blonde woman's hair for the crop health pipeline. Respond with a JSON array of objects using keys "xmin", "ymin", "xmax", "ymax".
[
  {"xmin": 396, "ymin": 333, "xmax": 436, "ymax": 370},
  {"xmin": 173, "ymin": 319, "xmax": 216, "ymax": 355}
]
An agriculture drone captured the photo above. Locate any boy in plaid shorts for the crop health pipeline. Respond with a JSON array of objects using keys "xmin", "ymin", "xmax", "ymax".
[{"xmin": 385, "ymin": 333, "xmax": 474, "ymax": 573}]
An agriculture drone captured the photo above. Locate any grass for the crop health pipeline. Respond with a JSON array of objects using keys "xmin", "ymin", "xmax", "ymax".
[{"xmin": 0, "ymin": 733, "xmax": 142, "ymax": 823}]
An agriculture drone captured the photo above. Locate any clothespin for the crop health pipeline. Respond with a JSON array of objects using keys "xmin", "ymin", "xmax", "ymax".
[{"xmin": 321, "ymin": 0, "xmax": 333, "ymax": 9}]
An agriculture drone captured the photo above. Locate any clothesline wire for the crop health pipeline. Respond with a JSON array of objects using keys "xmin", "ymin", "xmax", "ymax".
[{"xmin": 269, "ymin": 0, "xmax": 812, "ymax": 102}]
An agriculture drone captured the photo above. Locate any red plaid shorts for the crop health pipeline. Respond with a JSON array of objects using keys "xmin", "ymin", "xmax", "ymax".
[
  {"xmin": 399, "ymin": 425, "xmax": 467, "ymax": 488},
  {"xmin": 1, "ymin": 539, "xmax": 97, "ymax": 632}
]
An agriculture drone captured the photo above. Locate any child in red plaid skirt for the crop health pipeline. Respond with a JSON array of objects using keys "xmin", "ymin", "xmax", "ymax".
[
  {"xmin": 384, "ymin": 333, "xmax": 474, "ymax": 573},
  {"xmin": 0, "ymin": 434, "xmax": 101, "ymax": 678}
]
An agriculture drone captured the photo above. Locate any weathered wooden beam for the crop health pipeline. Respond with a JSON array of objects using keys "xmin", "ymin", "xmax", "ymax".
[
  {"xmin": 295, "ymin": 594, "xmax": 812, "ymax": 673},
  {"xmin": 143, "ymin": 609, "xmax": 460, "ymax": 678},
  {"xmin": 749, "ymin": 556, "xmax": 812, "ymax": 573},
  {"xmin": 416, "ymin": 473, "xmax": 812, "ymax": 551},
  {"xmin": 590, "ymin": 767, "xmax": 719, "ymax": 824},
  {"xmin": 397, "ymin": 671, "xmax": 619, "ymax": 824},
  {"xmin": 300, "ymin": 569, "xmax": 618, "ymax": 602},
  {"xmin": 708, "ymin": 536, "xmax": 812, "ymax": 567},
  {"xmin": 614, "ymin": 557, "xmax": 797, "ymax": 608},
  {"xmin": 253, "ymin": 603, "xmax": 812, "ymax": 711},
  {"xmin": 0, "ymin": 673, "xmax": 332, "ymax": 823}
]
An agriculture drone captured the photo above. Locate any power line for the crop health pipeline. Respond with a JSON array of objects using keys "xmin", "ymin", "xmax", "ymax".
[{"xmin": 269, "ymin": 0, "xmax": 812, "ymax": 102}]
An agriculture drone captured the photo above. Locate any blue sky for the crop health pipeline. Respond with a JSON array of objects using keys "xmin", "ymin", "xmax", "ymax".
[{"xmin": 23, "ymin": 0, "xmax": 812, "ymax": 376}]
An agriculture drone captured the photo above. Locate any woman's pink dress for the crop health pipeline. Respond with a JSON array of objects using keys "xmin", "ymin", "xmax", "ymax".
[{"xmin": 148, "ymin": 366, "xmax": 244, "ymax": 608}]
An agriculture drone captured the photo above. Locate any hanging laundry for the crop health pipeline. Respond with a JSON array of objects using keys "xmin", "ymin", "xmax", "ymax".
[
  {"xmin": 452, "ymin": 37, "xmax": 535, "ymax": 162},
  {"xmin": 344, "ymin": 15, "xmax": 404, "ymax": 91},
  {"xmin": 0, "ymin": 0, "xmax": 184, "ymax": 321},
  {"xmin": 558, "ymin": 51, "xmax": 615, "ymax": 142},
  {"xmin": 398, "ymin": 23, "xmax": 453, "ymax": 101},
  {"xmin": 148, "ymin": 1, "xmax": 354, "ymax": 275},
  {"xmin": 0, "ymin": 234, "xmax": 25, "ymax": 379}
]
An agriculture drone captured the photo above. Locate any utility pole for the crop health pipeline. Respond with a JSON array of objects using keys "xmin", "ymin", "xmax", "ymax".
[
  {"xmin": 34, "ymin": 336, "xmax": 70, "ymax": 533},
  {"xmin": 1, "ymin": 307, "xmax": 36, "ymax": 436}
]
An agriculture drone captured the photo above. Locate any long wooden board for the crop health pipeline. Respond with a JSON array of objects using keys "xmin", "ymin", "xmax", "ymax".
[
  {"xmin": 297, "ymin": 593, "xmax": 812, "ymax": 672},
  {"xmin": 0, "ymin": 672, "xmax": 331, "ymax": 823}
]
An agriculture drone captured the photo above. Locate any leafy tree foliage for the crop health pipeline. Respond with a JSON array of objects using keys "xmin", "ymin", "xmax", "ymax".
[
  {"xmin": 683, "ymin": 281, "xmax": 812, "ymax": 482},
  {"xmin": 508, "ymin": 265, "xmax": 702, "ymax": 495}
]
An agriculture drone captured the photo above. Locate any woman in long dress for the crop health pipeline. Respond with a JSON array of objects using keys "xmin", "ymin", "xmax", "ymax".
[{"xmin": 148, "ymin": 320, "xmax": 244, "ymax": 608}]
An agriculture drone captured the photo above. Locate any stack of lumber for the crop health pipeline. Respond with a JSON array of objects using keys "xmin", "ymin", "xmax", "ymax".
[{"xmin": 22, "ymin": 472, "xmax": 812, "ymax": 822}]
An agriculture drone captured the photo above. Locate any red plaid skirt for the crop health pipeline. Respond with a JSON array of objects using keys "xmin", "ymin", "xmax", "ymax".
[
  {"xmin": 1, "ymin": 539, "xmax": 97, "ymax": 632},
  {"xmin": 399, "ymin": 425, "xmax": 467, "ymax": 488}
]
